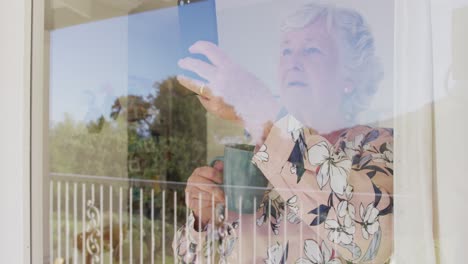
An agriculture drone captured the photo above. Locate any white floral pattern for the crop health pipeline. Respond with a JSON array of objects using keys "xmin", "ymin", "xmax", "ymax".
[
  {"xmin": 296, "ymin": 240, "xmax": 342, "ymax": 264},
  {"xmin": 308, "ymin": 141, "xmax": 351, "ymax": 195},
  {"xmin": 343, "ymin": 134, "xmax": 363, "ymax": 159},
  {"xmin": 290, "ymin": 163, "xmax": 297, "ymax": 175},
  {"xmin": 343, "ymin": 134, "xmax": 373, "ymax": 160},
  {"xmin": 360, "ymin": 203, "xmax": 380, "ymax": 240},
  {"xmin": 253, "ymin": 144, "xmax": 269, "ymax": 165},
  {"xmin": 324, "ymin": 219, "xmax": 355, "ymax": 245},
  {"xmin": 257, "ymin": 189, "xmax": 284, "ymax": 235},
  {"xmin": 175, "ymin": 212, "xmax": 199, "ymax": 263},
  {"xmin": 372, "ymin": 142, "xmax": 393, "ymax": 170},
  {"xmin": 337, "ymin": 185, "xmax": 355, "ymax": 227},
  {"xmin": 286, "ymin": 195, "xmax": 301, "ymax": 224},
  {"xmin": 265, "ymin": 242, "xmax": 288, "ymax": 264},
  {"xmin": 288, "ymin": 115, "xmax": 304, "ymax": 142}
]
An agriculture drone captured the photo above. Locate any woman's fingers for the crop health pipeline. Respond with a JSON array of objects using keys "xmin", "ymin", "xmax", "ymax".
[
  {"xmin": 186, "ymin": 188, "xmax": 225, "ymax": 213},
  {"xmin": 177, "ymin": 76, "xmax": 242, "ymax": 122},
  {"xmin": 212, "ymin": 160, "xmax": 224, "ymax": 173},
  {"xmin": 197, "ymin": 96, "xmax": 218, "ymax": 112},
  {"xmin": 177, "ymin": 75, "xmax": 213, "ymax": 99},
  {"xmin": 178, "ymin": 57, "xmax": 216, "ymax": 81},
  {"xmin": 198, "ymin": 96, "xmax": 241, "ymax": 122},
  {"xmin": 187, "ymin": 183, "xmax": 224, "ymax": 201},
  {"xmin": 193, "ymin": 166, "xmax": 223, "ymax": 184},
  {"xmin": 189, "ymin": 41, "xmax": 229, "ymax": 67},
  {"xmin": 187, "ymin": 183, "xmax": 225, "ymax": 200},
  {"xmin": 188, "ymin": 199, "xmax": 211, "ymax": 217},
  {"xmin": 186, "ymin": 167, "xmax": 224, "ymax": 201},
  {"xmin": 187, "ymin": 189, "xmax": 225, "ymax": 204}
]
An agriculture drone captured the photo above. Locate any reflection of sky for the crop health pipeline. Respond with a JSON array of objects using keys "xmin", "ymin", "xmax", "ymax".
[
  {"xmin": 50, "ymin": 15, "xmax": 128, "ymax": 123},
  {"xmin": 50, "ymin": 0, "xmax": 217, "ymax": 124},
  {"xmin": 128, "ymin": 7, "xmax": 181, "ymax": 96}
]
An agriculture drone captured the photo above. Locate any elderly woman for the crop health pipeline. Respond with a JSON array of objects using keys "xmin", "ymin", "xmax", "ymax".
[{"xmin": 174, "ymin": 3, "xmax": 393, "ymax": 263}]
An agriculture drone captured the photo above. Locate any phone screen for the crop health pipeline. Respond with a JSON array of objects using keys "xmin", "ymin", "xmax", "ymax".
[{"xmin": 177, "ymin": 0, "xmax": 219, "ymax": 82}]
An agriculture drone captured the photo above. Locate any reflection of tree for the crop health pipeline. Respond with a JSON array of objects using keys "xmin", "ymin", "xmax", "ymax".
[
  {"xmin": 51, "ymin": 76, "xmax": 206, "ymax": 181},
  {"xmin": 111, "ymin": 95, "xmax": 159, "ymax": 139},
  {"xmin": 86, "ymin": 115, "xmax": 107, "ymax": 133},
  {"xmin": 110, "ymin": 76, "xmax": 207, "ymax": 182}
]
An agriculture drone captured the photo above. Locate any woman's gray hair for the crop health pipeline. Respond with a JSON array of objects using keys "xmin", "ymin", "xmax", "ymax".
[{"xmin": 281, "ymin": 2, "xmax": 383, "ymax": 119}]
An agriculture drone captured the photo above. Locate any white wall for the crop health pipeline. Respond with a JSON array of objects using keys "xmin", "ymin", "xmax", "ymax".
[{"xmin": 0, "ymin": 0, "xmax": 31, "ymax": 263}]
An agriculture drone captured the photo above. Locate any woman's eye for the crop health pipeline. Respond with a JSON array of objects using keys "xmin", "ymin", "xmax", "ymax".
[
  {"xmin": 282, "ymin": 48, "xmax": 292, "ymax": 56},
  {"xmin": 304, "ymin": 47, "xmax": 321, "ymax": 55}
]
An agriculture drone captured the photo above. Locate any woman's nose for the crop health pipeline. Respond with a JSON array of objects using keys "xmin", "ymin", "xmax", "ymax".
[{"xmin": 286, "ymin": 53, "xmax": 304, "ymax": 71}]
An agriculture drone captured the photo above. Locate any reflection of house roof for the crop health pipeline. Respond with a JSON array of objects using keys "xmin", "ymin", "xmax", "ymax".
[{"xmin": 46, "ymin": 0, "xmax": 177, "ymax": 30}]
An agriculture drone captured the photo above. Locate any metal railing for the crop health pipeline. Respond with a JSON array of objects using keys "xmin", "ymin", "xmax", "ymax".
[
  {"xmin": 48, "ymin": 173, "xmax": 391, "ymax": 264},
  {"xmin": 49, "ymin": 174, "xmax": 187, "ymax": 264}
]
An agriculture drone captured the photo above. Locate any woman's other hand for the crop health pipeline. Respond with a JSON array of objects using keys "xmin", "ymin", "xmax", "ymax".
[{"xmin": 185, "ymin": 161, "xmax": 225, "ymax": 230}]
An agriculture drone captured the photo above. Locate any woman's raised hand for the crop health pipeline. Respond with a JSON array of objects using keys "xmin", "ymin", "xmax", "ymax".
[{"xmin": 178, "ymin": 41, "xmax": 281, "ymax": 141}]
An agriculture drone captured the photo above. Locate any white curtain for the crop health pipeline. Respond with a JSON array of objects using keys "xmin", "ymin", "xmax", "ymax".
[
  {"xmin": 432, "ymin": 0, "xmax": 468, "ymax": 263},
  {"xmin": 394, "ymin": 0, "xmax": 437, "ymax": 263},
  {"xmin": 394, "ymin": 0, "xmax": 468, "ymax": 263}
]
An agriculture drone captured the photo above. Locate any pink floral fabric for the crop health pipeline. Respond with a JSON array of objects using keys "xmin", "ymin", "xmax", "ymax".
[{"xmin": 174, "ymin": 116, "xmax": 393, "ymax": 263}]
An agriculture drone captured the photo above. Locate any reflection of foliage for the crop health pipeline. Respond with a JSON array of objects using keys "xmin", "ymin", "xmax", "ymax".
[
  {"xmin": 51, "ymin": 76, "xmax": 207, "ymax": 182},
  {"xmin": 110, "ymin": 95, "xmax": 157, "ymax": 138},
  {"xmin": 87, "ymin": 115, "xmax": 107, "ymax": 133},
  {"xmin": 110, "ymin": 76, "xmax": 207, "ymax": 183},
  {"xmin": 49, "ymin": 113, "xmax": 128, "ymax": 177}
]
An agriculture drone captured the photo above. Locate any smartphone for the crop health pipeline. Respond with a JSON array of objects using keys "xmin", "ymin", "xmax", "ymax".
[{"xmin": 177, "ymin": 0, "xmax": 219, "ymax": 82}]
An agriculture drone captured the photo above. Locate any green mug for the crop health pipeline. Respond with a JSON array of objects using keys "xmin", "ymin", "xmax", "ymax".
[{"xmin": 222, "ymin": 144, "xmax": 269, "ymax": 214}]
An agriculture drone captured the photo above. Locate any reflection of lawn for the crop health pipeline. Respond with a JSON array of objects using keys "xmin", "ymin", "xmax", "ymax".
[{"xmin": 51, "ymin": 212, "xmax": 178, "ymax": 263}]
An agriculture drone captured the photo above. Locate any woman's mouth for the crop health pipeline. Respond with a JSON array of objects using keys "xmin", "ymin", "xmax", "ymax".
[{"xmin": 287, "ymin": 81, "xmax": 308, "ymax": 87}]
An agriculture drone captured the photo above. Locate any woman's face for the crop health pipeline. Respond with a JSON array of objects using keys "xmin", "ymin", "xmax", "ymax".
[{"xmin": 279, "ymin": 18, "xmax": 348, "ymax": 131}]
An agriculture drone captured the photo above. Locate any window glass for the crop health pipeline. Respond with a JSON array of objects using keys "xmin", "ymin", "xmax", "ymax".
[{"xmin": 41, "ymin": 1, "xmax": 396, "ymax": 263}]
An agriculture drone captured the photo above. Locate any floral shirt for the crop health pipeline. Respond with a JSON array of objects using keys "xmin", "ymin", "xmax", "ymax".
[{"xmin": 174, "ymin": 115, "xmax": 394, "ymax": 263}]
